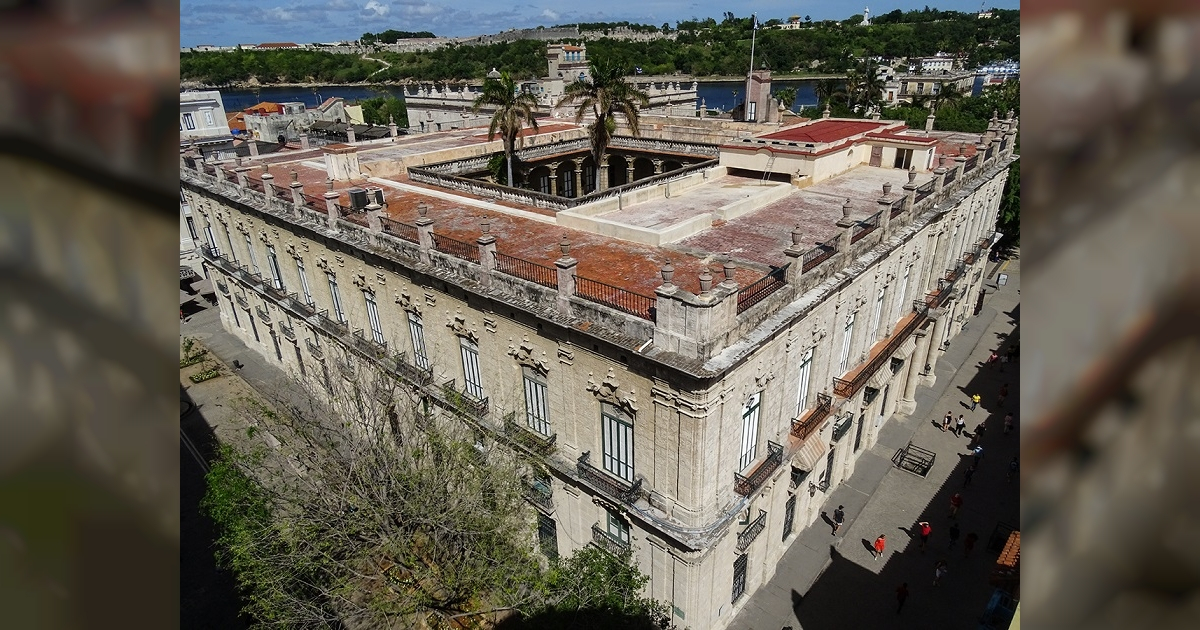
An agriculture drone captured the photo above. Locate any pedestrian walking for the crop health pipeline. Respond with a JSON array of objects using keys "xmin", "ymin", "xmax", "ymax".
[
  {"xmin": 970, "ymin": 394, "xmax": 981, "ymax": 411},
  {"xmin": 949, "ymin": 493, "xmax": 963, "ymax": 518},
  {"xmin": 999, "ymin": 353, "xmax": 1009, "ymax": 372},
  {"xmin": 973, "ymin": 445, "xmax": 984, "ymax": 466},
  {"xmin": 1005, "ymin": 347, "xmax": 1015, "ymax": 363},
  {"xmin": 986, "ymin": 350, "xmax": 998, "ymax": 366},
  {"xmin": 832, "ymin": 505, "xmax": 845, "ymax": 535},
  {"xmin": 974, "ymin": 422, "xmax": 986, "ymax": 440},
  {"xmin": 896, "ymin": 582, "xmax": 909, "ymax": 613},
  {"xmin": 918, "ymin": 521, "xmax": 932, "ymax": 552},
  {"xmin": 997, "ymin": 383, "xmax": 1009, "ymax": 407},
  {"xmin": 942, "ymin": 411, "xmax": 953, "ymax": 432},
  {"xmin": 964, "ymin": 532, "xmax": 979, "ymax": 557},
  {"xmin": 963, "ymin": 464, "xmax": 976, "ymax": 487},
  {"xmin": 1007, "ymin": 456, "xmax": 1019, "ymax": 483},
  {"xmin": 873, "ymin": 534, "xmax": 887, "ymax": 560},
  {"xmin": 1003, "ymin": 412, "xmax": 1014, "ymax": 435},
  {"xmin": 933, "ymin": 560, "xmax": 948, "ymax": 586},
  {"xmin": 947, "ymin": 522, "xmax": 961, "ymax": 548},
  {"xmin": 955, "ymin": 414, "xmax": 966, "ymax": 436}
]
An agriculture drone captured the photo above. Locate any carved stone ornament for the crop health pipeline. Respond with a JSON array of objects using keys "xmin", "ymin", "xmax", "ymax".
[
  {"xmin": 352, "ymin": 271, "xmax": 369, "ymax": 290},
  {"xmin": 283, "ymin": 242, "xmax": 298, "ymax": 258},
  {"xmin": 753, "ymin": 363, "xmax": 775, "ymax": 391},
  {"xmin": 446, "ymin": 310, "xmax": 479, "ymax": 343},
  {"xmin": 315, "ymin": 256, "xmax": 333, "ymax": 273},
  {"xmin": 258, "ymin": 230, "xmax": 271, "ymax": 244},
  {"xmin": 508, "ymin": 336, "xmax": 549, "ymax": 376},
  {"xmin": 394, "ymin": 288, "xmax": 419, "ymax": 314},
  {"xmin": 812, "ymin": 325, "xmax": 828, "ymax": 342},
  {"xmin": 586, "ymin": 368, "xmax": 638, "ymax": 416}
]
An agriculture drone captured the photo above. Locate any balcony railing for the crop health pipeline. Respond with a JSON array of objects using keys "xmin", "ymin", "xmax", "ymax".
[
  {"xmin": 736, "ymin": 266, "xmax": 787, "ymax": 314},
  {"xmin": 304, "ymin": 337, "xmax": 323, "ymax": 359},
  {"xmin": 831, "ymin": 414, "xmax": 854, "ymax": 442},
  {"xmin": 802, "ymin": 236, "xmax": 839, "ymax": 273},
  {"xmin": 850, "ymin": 211, "xmax": 881, "ymax": 244},
  {"xmin": 574, "ymin": 276, "xmax": 656, "ymax": 321},
  {"xmin": 963, "ymin": 251, "xmax": 977, "ymax": 266},
  {"xmin": 280, "ymin": 324, "xmax": 295, "ymax": 340},
  {"xmin": 387, "ymin": 352, "xmax": 433, "ymax": 386},
  {"xmin": 591, "ymin": 523, "xmax": 631, "ymax": 556},
  {"xmin": 943, "ymin": 167, "xmax": 957, "ymax": 186},
  {"xmin": 234, "ymin": 294, "xmax": 248, "ymax": 309},
  {"xmin": 494, "ymin": 251, "xmax": 558, "ymax": 289},
  {"xmin": 439, "ymin": 380, "xmax": 490, "ymax": 418},
  {"xmin": 504, "ymin": 412, "xmax": 558, "ymax": 456},
  {"xmin": 914, "ymin": 180, "xmax": 936, "ymax": 203},
  {"xmin": 215, "ymin": 280, "xmax": 229, "ymax": 294},
  {"xmin": 432, "ymin": 233, "xmax": 481, "ymax": 263},
  {"xmin": 577, "ymin": 451, "xmax": 643, "ymax": 505},
  {"xmin": 256, "ymin": 306, "xmax": 271, "ymax": 321},
  {"xmin": 734, "ymin": 440, "xmax": 784, "ymax": 497},
  {"xmin": 964, "ymin": 154, "xmax": 979, "ymax": 172},
  {"xmin": 791, "ymin": 393, "xmax": 833, "ymax": 440},
  {"xmin": 523, "ymin": 477, "xmax": 554, "ymax": 512},
  {"xmin": 736, "ymin": 509, "xmax": 768, "ymax": 553},
  {"xmin": 380, "ymin": 217, "xmax": 420, "ymax": 243},
  {"xmin": 833, "ymin": 302, "xmax": 929, "ymax": 399},
  {"xmin": 351, "ymin": 328, "xmax": 389, "ymax": 359},
  {"xmin": 889, "ymin": 196, "xmax": 905, "ymax": 219}
]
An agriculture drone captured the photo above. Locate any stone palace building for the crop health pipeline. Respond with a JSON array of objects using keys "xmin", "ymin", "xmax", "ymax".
[{"xmin": 180, "ymin": 107, "xmax": 1018, "ymax": 629}]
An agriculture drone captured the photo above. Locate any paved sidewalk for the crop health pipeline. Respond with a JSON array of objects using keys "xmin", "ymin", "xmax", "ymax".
[{"xmin": 732, "ymin": 256, "xmax": 1021, "ymax": 630}]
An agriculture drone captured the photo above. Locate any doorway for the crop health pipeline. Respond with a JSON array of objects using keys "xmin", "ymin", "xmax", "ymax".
[{"xmin": 869, "ymin": 145, "xmax": 883, "ymax": 167}]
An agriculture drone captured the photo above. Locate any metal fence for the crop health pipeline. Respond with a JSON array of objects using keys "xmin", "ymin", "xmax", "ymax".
[
  {"xmin": 850, "ymin": 211, "xmax": 881, "ymax": 244},
  {"xmin": 380, "ymin": 217, "xmax": 420, "ymax": 243},
  {"xmin": 802, "ymin": 236, "xmax": 839, "ymax": 273},
  {"xmin": 432, "ymin": 233, "xmax": 480, "ymax": 263},
  {"xmin": 736, "ymin": 266, "xmax": 787, "ymax": 314},
  {"xmin": 574, "ymin": 276, "xmax": 655, "ymax": 320},
  {"xmin": 494, "ymin": 251, "xmax": 558, "ymax": 288}
]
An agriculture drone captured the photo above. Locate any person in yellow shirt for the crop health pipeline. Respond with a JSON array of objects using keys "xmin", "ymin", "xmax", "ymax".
[{"xmin": 971, "ymin": 393, "xmax": 981, "ymax": 410}]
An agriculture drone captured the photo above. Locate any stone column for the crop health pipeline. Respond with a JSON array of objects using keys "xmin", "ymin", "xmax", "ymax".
[
  {"xmin": 626, "ymin": 162, "xmax": 636, "ymax": 184},
  {"xmin": 598, "ymin": 154, "xmax": 610, "ymax": 192},
  {"xmin": 323, "ymin": 181, "xmax": 340, "ymax": 231},
  {"xmin": 289, "ymin": 171, "xmax": 304, "ymax": 214},
  {"xmin": 953, "ymin": 151, "xmax": 967, "ymax": 183},
  {"xmin": 300, "ymin": 133, "xmax": 310, "ymax": 150},
  {"xmin": 388, "ymin": 115, "xmax": 398, "ymax": 138},
  {"xmin": 652, "ymin": 158, "xmax": 663, "ymax": 175},
  {"xmin": 235, "ymin": 166, "xmax": 252, "ymax": 192},
  {"xmin": 365, "ymin": 200, "xmax": 383, "ymax": 233},
  {"xmin": 897, "ymin": 328, "xmax": 928, "ymax": 414},
  {"xmin": 415, "ymin": 203, "xmax": 433, "ymax": 266},
  {"xmin": 902, "ymin": 166, "xmax": 917, "ymax": 213},
  {"xmin": 548, "ymin": 162, "xmax": 560, "ymax": 196},
  {"xmin": 933, "ymin": 156, "xmax": 947, "ymax": 194},
  {"xmin": 554, "ymin": 236, "xmax": 577, "ymax": 315},
  {"xmin": 990, "ymin": 135, "xmax": 1003, "ymax": 161},
  {"xmin": 925, "ymin": 109, "xmax": 936, "ymax": 133},
  {"xmin": 572, "ymin": 158, "xmax": 584, "ymax": 198},
  {"xmin": 346, "ymin": 125, "xmax": 356, "ymax": 144},
  {"xmin": 260, "ymin": 170, "xmax": 275, "ymax": 203},
  {"xmin": 926, "ymin": 308, "xmax": 948, "ymax": 367},
  {"xmin": 477, "ymin": 216, "xmax": 497, "ymax": 288},
  {"xmin": 836, "ymin": 198, "xmax": 855, "ymax": 259}
]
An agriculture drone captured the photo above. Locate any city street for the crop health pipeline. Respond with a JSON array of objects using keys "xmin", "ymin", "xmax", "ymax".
[{"xmin": 731, "ymin": 253, "xmax": 1021, "ymax": 630}]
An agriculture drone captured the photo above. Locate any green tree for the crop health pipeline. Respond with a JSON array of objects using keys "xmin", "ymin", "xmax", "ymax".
[
  {"xmin": 555, "ymin": 58, "xmax": 649, "ymax": 188},
  {"xmin": 472, "ymin": 72, "xmax": 540, "ymax": 190},
  {"xmin": 997, "ymin": 161, "xmax": 1019, "ymax": 245},
  {"xmin": 932, "ymin": 81, "xmax": 964, "ymax": 111},
  {"xmin": 359, "ymin": 95, "xmax": 408, "ymax": 127},
  {"xmin": 814, "ymin": 78, "xmax": 847, "ymax": 107}
]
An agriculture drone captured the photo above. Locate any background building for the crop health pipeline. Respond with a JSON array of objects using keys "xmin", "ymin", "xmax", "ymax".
[{"xmin": 180, "ymin": 90, "xmax": 232, "ymax": 143}]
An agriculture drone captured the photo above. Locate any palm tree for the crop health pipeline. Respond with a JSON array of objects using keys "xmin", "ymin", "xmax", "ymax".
[
  {"xmin": 472, "ymin": 72, "xmax": 539, "ymax": 187},
  {"xmin": 774, "ymin": 86, "xmax": 797, "ymax": 111},
  {"xmin": 848, "ymin": 61, "xmax": 885, "ymax": 112},
  {"xmin": 932, "ymin": 81, "xmax": 964, "ymax": 111},
  {"xmin": 814, "ymin": 78, "xmax": 846, "ymax": 107},
  {"xmin": 555, "ymin": 58, "xmax": 649, "ymax": 190}
]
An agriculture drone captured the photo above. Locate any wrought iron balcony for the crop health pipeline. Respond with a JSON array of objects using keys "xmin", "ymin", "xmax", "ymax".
[
  {"xmin": 736, "ymin": 509, "xmax": 768, "ymax": 553},
  {"xmin": 833, "ymin": 302, "xmax": 929, "ymax": 399},
  {"xmin": 591, "ymin": 523, "xmax": 631, "ymax": 556},
  {"xmin": 831, "ymin": 414, "xmax": 854, "ymax": 442},
  {"xmin": 335, "ymin": 356, "xmax": 356, "ymax": 380},
  {"xmin": 523, "ymin": 477, "xmax": 554, "ymax": 512},
  {"xmin": 304, "ymin": 337, "xmax": 323, "ymax": 359},
  {"xmin": 963, "ymin": 251, "xmax": 977, "ymax": 266},
  {"xmin": 215, "ymin": 280, "xmax": 229, "ymax": 295},
  {"xmin": 504, "ymin": 412, "xmax": 558, "ymax": 456},
  {"xmin": 577, "ymin": 451, "xmax": 643, "ymax": 505},
  {"xmin": 234, "ymin": 294, "xmax": 248, "ymax": 309},
  {"xmin": 388, "ymin": 352, "xmax": 433, "ymax": 386},
  {"xmin": 255, "ymin": 306, "xmax": 271, "ymax": 322},
  {"xmin": 791, "ymin": 393, "xmax": 832, "ymax": 440},
  {"xmin": 280, "ymin": 324, "xmax": 295, "ymax": 340},
  {"xmin": 351, "ymin": 328, "xmax": 389, "ymax": 359},
  {"xmin": 789, "ymin": 467, "xmax": 810, "ymax": 491},
  {"xmin": 734, "ymin": 440, "xmax": 784, "ymax": 497},
  {"xmin": 438, "ymin": 380, "xmax": 490, "ymax": 418}
]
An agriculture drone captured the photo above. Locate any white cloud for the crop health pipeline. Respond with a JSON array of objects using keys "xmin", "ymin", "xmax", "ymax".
[
  {"xmin": 363, "ymin": 1, "xmax": 390, "ymax": 17},
  {"xmin": 267, "ymin": 7, "xmax": 296, "ymax": 21},
  {"xmin": 541, "ymin": 9, "xmax": 559, "ymax": 21}
]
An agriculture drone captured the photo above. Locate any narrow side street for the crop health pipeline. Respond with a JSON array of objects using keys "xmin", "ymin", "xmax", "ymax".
[{"xmin": 732, "ymin": 254, "xmax": 1021, "ymax": 630}]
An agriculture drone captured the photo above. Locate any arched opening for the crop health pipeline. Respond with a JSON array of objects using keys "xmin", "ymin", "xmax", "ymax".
[
  {"xmin": 581, "ymin": 156, "xmax": 597, "ymax": 194},
  {"xmin": 663, "ymin": 160, "xmax": 683, "ymax": 173},
  {"xmin": 528, "ymin": 165, "xmax": 552, "ymax": 194},
  {"xmin": 632, "ymin": 156, "xmax": 656, "ymax": 182},
  {"xmin": 607, "ymin": 155, "xmax": 630, "ymax": 187}
]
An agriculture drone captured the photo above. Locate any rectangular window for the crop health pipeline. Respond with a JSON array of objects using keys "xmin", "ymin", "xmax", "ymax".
[
  {"xmin": 460, "ymin": 338, "xmax": 483, "ymax": 399},
  {"xmin": 327, "ymin": 273, "xmax": 345, "ymax": 323},
  {"xmin": 184, "ymin": 216, "xmax": 198, "ymax": 240},
  {"xmin": 182, "ymin": 112, "xmax": 195, "ymax": 130},
  {"xmin": 203, "ymin": 225, "xmax": 219, "ymax": 255},
  {"xmin": 601, "ymin": 404, "xmax": 634, "ymax": 482},
  {"xmin": 839, "ymin": 312, "xmax": 855, "ymax": 375},
  {"xmin": 229, "ymin": 296, "xmax": 240, "ymax": 328},
  {"xmin": 869, "ymin": 286, "xmax": 885, "ymax": 341},
  {"xmin": 296, "ymin": 259, "xmax": 313, "ymax": 306},
  {"xmin": 203, "ymin": 109, "xmax": 214, "ymax": 126},
  {"xmin": 537, "ymin": 514, "xmax": 559, "ymax": 560},
  {"xmin": 894, "ymin": 265, "xmax": 911, "ymax": 320},
  {"xmin": 244, "ymin": 234, "xmax": 260, "ymax": 275},
  {"xmin": 408, "ymin": 312, "xmax": 429, "ymax": 370},
  {"xmin": 732, "ymin": 554, "xmax": 748, "ymax": 603},
  {"xmin": 266, "ymin": 245, "xmax": 284, "ymax": 290},
  {"xmin": 523, "ymin": 368, "xmax": 551, "ymax": 436},
  {"xmin": 782, "ymin": 494, "xmax": 797, "ymax": 540},
  {"xmin": 224, "ymin": 227, "xmax": 237, "ymax": 263},
  {"xmin": 739, "ymin": 392, "xmax": 761, "ymax": 472},
  {"xmin": 606, "ymin": 509, "xmax": 630, "ymax": 544},
  {"xmin": 796, "ymin": 347, "xmax": 813, "ymax": 416},
  {"xmin": 293, "ymin": 343, "xmax": 305, "ymax": 377},
  {"xmin": 364, "ymin": 291, "xmax": 384, "ymax": 345}
]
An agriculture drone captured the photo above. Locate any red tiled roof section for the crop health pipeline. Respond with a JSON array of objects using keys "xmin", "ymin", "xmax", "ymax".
[
  {"xmin": 762, "ymin": 120, "xmax": 888, "ymax": 144},
  {"xmin": 245, "ymin": 102, "xmax": 283, "ymax": 115},
  {"xmin": 935, "ymin": 140, "xmax": 980, "ymax": 158}
]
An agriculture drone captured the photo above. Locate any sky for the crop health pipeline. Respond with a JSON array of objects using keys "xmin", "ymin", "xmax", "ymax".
[{"xmin": 180, "ymin": 1, "xmax": 1020, "ymax": 48}]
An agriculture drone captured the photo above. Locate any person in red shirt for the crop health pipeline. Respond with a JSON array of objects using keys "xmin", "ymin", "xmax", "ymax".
[
  {"xmin": 949, "ymin": 493, "xmax": 964, "ymax": 518},
  {"xmin": 917, "ymin": 521, "xmax": 932, "ymax": 552},
  {"xmin": 873, "ymin": 534, "xmax": 887, "ymax": 560}
]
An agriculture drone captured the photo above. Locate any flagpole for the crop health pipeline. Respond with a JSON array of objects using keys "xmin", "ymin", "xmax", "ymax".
[{"xmin": 747, "ymin": 14, "xmax": 757, "ymax": 121}]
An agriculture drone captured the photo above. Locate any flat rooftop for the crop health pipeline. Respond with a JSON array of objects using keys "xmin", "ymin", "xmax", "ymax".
[
  {"xmin": 200, "ymin": 122, "xmax": 969, "ymax": 298},
  {"xmin": 760, "ymin": 120, "xmax": 889, "ymax": 144}
]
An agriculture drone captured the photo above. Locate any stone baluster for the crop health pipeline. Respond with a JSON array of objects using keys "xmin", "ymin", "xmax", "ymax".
[
  {"xmin": 477, "ymin": 216, "xmax": 496, "ymax": 288},
  {"xmin": 289, "ymin": 171, "xmax": 304, "ymax": 217},
  {"xmin": 415, "ymin": 203, "xmax": 433, "ymax": 265},
  {"xmin": 323, "ymin": 179, "xmax": 340, "ymax": 231},
  {"xmin": 877, "ymin": 182, "xmax": 893, "ymax": 232},
  {"xmin": 783, "ymin": 225, "xmax": 806, "ymax": 283},
  {"xmin": 554, "ymin": 236, "xmax": 577, "ymax": 315},
  {"xmin": 902, "ymin": 166, "xmax": 918, "ymax": 213},
  {"xmin": 548, "ymin": 162, "xmax": 560, "ymax": 196}
]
